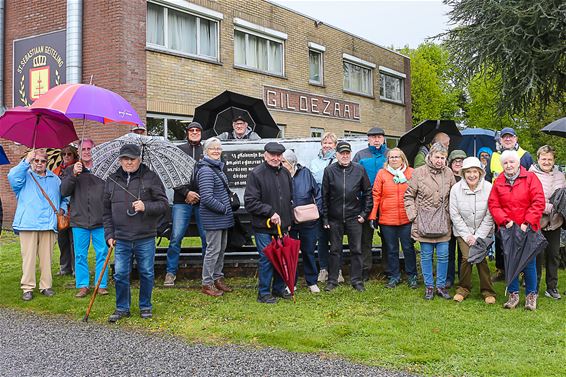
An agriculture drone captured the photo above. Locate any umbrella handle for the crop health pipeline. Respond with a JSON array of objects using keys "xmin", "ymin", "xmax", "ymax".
[{"xmin": 265, "ymin": 219, "xmax": 283, "ymax": 238}]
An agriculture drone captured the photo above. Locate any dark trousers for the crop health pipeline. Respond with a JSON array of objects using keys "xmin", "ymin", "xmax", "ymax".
[
  {"xmin": 361, "ymin": 221, "xmax": 375, "ymax": 276},
  {"xmin": 447, "ymin": 235, "xmax": 461, "ymax": 285},
  {"xmin": 380, "ymin": 224, "xmax": 417, "ymax": 281},
  {"xmin": 290, "ymin": 222, "xmax": 319, "ymax": 286},
  {"xmin": 328, "ymin": 219, "xmax": 363, "ymax": 286},
  {"xmin": 456, "ymin": 237, "xmax": 496, "ymax": 298},
  {"xmin": 495, "ymin": 228, "xmax": 505, "ymax": 270},
  {"xmin": 536, "ymin": 228, "xmax": 561, "ymax": 291},
  {"xmin": 58, "ymin": 227, "xmax": 74, "ymax": 274}
]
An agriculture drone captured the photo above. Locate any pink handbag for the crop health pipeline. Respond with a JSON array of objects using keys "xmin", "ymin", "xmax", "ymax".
[{"xmin": 293, "ymin": 203, "xmax": 320, "ymax": 223}]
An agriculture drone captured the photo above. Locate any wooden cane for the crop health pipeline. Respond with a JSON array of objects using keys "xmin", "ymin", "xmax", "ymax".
[{"xmin": 83, "ymin": 245, "xmax": 114, "ymax": 322}]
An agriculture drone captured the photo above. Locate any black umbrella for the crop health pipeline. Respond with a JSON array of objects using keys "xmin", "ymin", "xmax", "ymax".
[
  {"xmin": 549, "ymin": 188, "xmax": 566, "ymax": 219},
  {"xmin": 397, "ymin": 120, "xmax": 462, "ymax": 165},
  {"xmin": 541, "ymin": 117, "xmax": 566, "ymax": 137},
  {"xmin": 499, "ymin": 224, "xmax": 548, "ymax": 288},
  {"xmin": 193, "ymin": 90, "xmax": 279, "ymax": 139},
  {"xmin": 467, "ymin": 237, "xmax": 494, "ymax": 264}
]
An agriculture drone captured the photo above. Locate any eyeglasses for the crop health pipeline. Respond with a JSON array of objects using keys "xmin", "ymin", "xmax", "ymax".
[
  {"xmin": 62, "ymin": 152, "xmax": 74, "ymax": 156},
  {"xmin": 209, "ymin": 147, "xmax": 222, "ymax": 151},
  {"xmin": 501, "ymin": 135, "xmax": 515, "ymax": 140},
  {"xmin": 34, "ymin": 159, "xmax": 47, "ymax": 164},
  {"xmin": 388, "ymin": 156, "xmax": 401, "ymax": 159},
  {"xmin": 80, "ymin": 147, "xmax": 92, "ymax": 151},
  {"xmin": 187, "ymin": 128, "xmax": 201, "ymax": 133}
]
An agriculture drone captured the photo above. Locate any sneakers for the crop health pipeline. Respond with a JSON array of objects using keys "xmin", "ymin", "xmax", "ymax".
[
  {"xmin": 503, "ymin": 292, "xmax": 520, "ymax": 309},
  {"xmin": 484, "ymin": 296, "xmax": 496, "ymax": 304},
  {"xmin": 202, "ymin": 284, "xmax": 223, "ymax": 297},
  {"xmin": 257, "ymin": 294, "xmax": 277, "ymax": 304},
  {"xmin": 108, "ymin": 310, "xmax": 131, "ymax": 323},
  {"xmin": 385, "ymin": 278, "xmax": 399, "ymax": 289},
  {"xmin": 453, "ymin": 293, "xmax": 465, "ymax": 303},
  {"xmin": 491, "ymin": 269, "xmax": 505, "ymax": 282},
  {"xmin": 337, "ymin": 270, "xmax": 345, "ymax": 283},
  {"xmin": 22, "ymin": 291, "xmax": 33, "ymax": 301},
  {"xmin": 436, "ymin": 287, "xmax": 452, "ymax": 300},
  {"xmin": 525, "ymin": 293, "xmax": 538, "ymax": 311},
  {"xmin": 75, "ymin": 287, "xmax": 90, "ymax": 298},
  {"xmin": 424, "ymin": 286, "xmax": 435, "ymax": 300},
  {"xmin": 273, "ymin": 290, "xmax": 292, "ymax": 300},
  {"xmin": 308, "ymin": 284, "xmax": 320, "ymax": 293},
  {"xmin": 97, "ymin": 288, "xmax": 109, "ymax": 296},
  {"xmin": 214, "ymin": 278, "xmax": 233, "ymax": 293},
  {"xmin": 40, "ymin": 288, "xmax": 55, "ymax": 297},
  {"xmin": 407, "ymin": 275, "xmax": 418, "ymax": 289},
  {"xmin": 163, "ymin": 273, "xmax": 176, "ymax": 287},
  {"xmin": 140, "ymin": 309, "xmax": 153, "ymax": 319},
  {"xmin": 317, "ymin": 269, "xmax": 328, "ymax": 282},
  {"xmin": 544, "ymin": 289, "xmax": 561, "ymax": 300}
]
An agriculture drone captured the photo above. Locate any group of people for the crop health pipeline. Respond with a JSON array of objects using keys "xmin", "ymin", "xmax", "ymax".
[{"xmin": 7, "ymin": 116, "xmax": 564, "ymax": 322}]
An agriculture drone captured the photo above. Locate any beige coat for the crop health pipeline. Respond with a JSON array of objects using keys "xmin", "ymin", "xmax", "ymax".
[
  {"xmin": 404, "ymin": 162, "xmax": 456, "ymax": 243},
  {"xmin": 449, "ymin": 178, "xmax": 494, "ymax": 239},
  {"xmin": 529, "ymin": 165, "xmax": 566, "ymax": 230}
]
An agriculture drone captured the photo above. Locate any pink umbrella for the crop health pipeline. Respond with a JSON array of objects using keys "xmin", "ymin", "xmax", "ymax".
[{"xmin": 0, "ymin": 107, "xmax": 77, "ymax": 149}]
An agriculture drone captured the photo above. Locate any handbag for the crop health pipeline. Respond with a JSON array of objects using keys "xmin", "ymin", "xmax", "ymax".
[
  {"xmin": 293, "ymin": 203, "xmax": 319, "ymax": 223},
  {"xmin": 30, "ymin": 173, "xmax": 70, "ymax": 231},
  {"xmin": 416, "ymin": 172, "xmax": 448, "ymax": 238},
  {"xmin": 210, "ymin": 167, "xmax": 240, "ymax": 212}
]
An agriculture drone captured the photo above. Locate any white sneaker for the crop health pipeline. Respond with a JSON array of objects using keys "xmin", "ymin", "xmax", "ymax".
[
  {"xmin": 338, "ymin": 270, "xmax": 345, "ymax": 283},
  {"xmin": 163, "ymin": 272, "xmax": 176, "ymax": 287},
  {"xmin": 317, "ymin": 269, "xmax": 328, "ymax": 282},
  {"xmin": 308, "ymin": 284, "xmax": 321, "ymax": 293}
]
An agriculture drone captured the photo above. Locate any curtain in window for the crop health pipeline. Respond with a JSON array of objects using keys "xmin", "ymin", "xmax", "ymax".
[
  {"xmin": 268, "ymin": 41, "xmax": 282, "ymax": 74},
  {"xmin": 309, "ymin": 51, "xmax": 320, "ymax": 82},
  {"xmin": 247, "ymin": 34, "xmax": 268, "ymax": 71},
  {"xmin": 344, "ymin": 62, "xmax": 371, "ymax": 95},
  {"xmin": 381, "ymin": 74, "xmax": 402, "ymax": 102},
  {"xmin": 168, "ymin": 9, "xmax": 196, "ymax": 54},
  {"xmin": 147, "ymin": 3, "xmax": 164, "ymax": 45},
  {"xmin": 234, "ymin": 31, "xmax": 246, "ymax": 66},
  {"xmin": 200, "ymin": 19, "xmax": 217, "ymax": 58}
]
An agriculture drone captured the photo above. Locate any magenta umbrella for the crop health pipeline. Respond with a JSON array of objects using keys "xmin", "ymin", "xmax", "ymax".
[{"xmin": 0, "ymin": 107, "xmax": 78, "ymax": 148}]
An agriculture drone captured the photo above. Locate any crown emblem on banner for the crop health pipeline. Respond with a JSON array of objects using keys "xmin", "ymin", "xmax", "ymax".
[{"xmin": 32, "ymin": 55, "xmax": 47, "ymax": 67}]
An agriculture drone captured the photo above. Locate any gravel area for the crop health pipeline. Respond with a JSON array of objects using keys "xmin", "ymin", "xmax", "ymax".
[{"xmin": 0, "ymin": 308, "xmax": 418, "ymax": 377}]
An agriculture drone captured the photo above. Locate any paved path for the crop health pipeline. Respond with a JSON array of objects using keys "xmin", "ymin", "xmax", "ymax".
[{"xmin": 0, "ymin": 308, "xmax": 418, "ymax": 377}]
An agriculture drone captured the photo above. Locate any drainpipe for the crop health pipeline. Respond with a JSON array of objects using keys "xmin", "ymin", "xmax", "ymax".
[
  {"xmin": 66, "ymin": 0, "xmax": 82, "ymax": 84},
  {"xmin": 0, "ymin": 0, "xmax": 5, "ymax": 113}
]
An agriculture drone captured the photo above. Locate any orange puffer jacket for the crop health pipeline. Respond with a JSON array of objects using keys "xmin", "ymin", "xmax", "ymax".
[{"xmin": 368, "ymin": 167, "xmax": 413, "ymax": 226}]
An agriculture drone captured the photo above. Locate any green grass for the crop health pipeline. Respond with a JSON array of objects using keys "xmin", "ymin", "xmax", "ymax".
[{"xmin": 1, "ymin": 232, "xmax": 565, "ymax": 376}]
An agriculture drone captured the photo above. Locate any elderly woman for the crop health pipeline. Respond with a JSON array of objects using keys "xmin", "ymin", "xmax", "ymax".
[
  {"xmin": 196, "ymin": 137, "xmax": 234, "ymax": 297},
  {"xmin": 368, "ymin": 148, "xmax": 417, "ymax": 289},
  {"xmin": 488, "ymin": 150, "xmax": 545, "ymax": 310},
  {"xmin": 405, "ymin": 143, "xmax": 456, "ymax": 300},
  {"xmin": 447, "ymin": 149, "xmax": 466, "ymax": 288},
  {"xmin": 282, "ymin": 150, "xmax": 322, "ymax": 293},
  {"xmin": 449, "ymin": 157, "xmax": 496, "ymax": 304},
  {"xmin": 309, "ymin": 132, "xmax": 343, "ymax": 283},
  {"xmin": 529, "ymin": 145, "xmax": 566, "ymax": 300}
]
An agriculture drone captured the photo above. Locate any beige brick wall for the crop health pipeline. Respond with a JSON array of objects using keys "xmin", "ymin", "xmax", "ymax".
[{"xmin": 146, "ymin": 0, "xmax": 411, "ymax": 138}]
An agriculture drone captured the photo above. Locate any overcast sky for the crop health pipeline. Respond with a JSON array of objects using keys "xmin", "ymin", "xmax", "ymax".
[{"xmin": 271, "ymin": 0, "xmax": 453, "ymax": 49}]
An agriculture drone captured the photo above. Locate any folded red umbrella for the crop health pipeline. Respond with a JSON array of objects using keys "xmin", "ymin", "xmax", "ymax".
[{"xmin": 263, "ymin": 220, "xmax": 301, "ymax": 301}]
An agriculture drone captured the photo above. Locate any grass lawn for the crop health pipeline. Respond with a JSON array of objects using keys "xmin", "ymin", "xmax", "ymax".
[{"xmin": 1, "ymin": 232, "xmax": 565, "ymax": 377}]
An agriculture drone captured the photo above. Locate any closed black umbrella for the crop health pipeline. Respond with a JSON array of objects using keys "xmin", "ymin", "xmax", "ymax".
[
  {"xmin": 549, "ymin": 187, "xmax": 566, "ymax": 219},
  {"xmin": 541, "ymin": 117, "xmax": 566, "ymax": 137},
  {"xmin": 193, "ymin": 91, "xmax": 279, "ymax": 139},
  {"xmin": 398, "ymin": 120, "xmax": 462, "ymax": 165},
  {"xmin": 467, "ymin": 237, "xmax": 494, "ymax": 264}
]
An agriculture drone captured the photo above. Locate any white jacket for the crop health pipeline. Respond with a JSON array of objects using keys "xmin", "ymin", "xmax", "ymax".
[{"xmin": 449, "ymin": 178, "xmax": 494, "ymax": 239}]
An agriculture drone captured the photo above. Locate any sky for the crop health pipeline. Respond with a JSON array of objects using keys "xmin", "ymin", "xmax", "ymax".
[{"xmin": 271, "ymin": 0, "xmax": 453, "ymax": 50}]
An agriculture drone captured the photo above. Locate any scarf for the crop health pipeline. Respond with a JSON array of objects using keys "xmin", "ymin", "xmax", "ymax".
[
  {"xmin": 387, "ymin": 164, "xmax": 407, "ymax": 184},
  {"xmin": 504, "ymin": 169, "xmax": 520, "ymax": 186}
]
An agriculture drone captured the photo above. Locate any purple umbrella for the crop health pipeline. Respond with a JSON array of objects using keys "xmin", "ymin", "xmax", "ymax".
[{"xmin": 0, "ymin": 107, "xmax": 78, "ymax": 149}]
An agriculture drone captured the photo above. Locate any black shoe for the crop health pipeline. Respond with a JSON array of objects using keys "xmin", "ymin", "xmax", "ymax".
[
  {"xmin": 272, "ymin": 290, "xmax": 292, "ymax": 300},
  {"xmin": 544, "ymin": 289, "xmax": 561, "ymax": 300},
  {"xmin": 56, "ymin": 270, "xmax": 73, "ymax": 276},
  {"xmin": 353, "ymin": 283, "xmax": 366, "ymax": 292},
  {"xmin": 424, "ymin": 286, "xmax": 435, "ymax": 300},
  {"xmin": 257, "ymin": 294, "xmax": 277, "ymax": 304},
  {"xmin": 436, "ymin": 287, "xmax": 452, "ymax": 300},
  {"xmin": 362, "ymin": 269, "xmax": 370, "ymax": 282},
  {"xmin": 22, "ymin": 291, "xmax": 33, "ymax": 301},
  {"xmin": 108, "ymin": 310, "xmax": 131, "ymax": 323},
  {"xmin": 407, "ymin": 275, "xmax": 418, "ymax": 289},
  {"xmin": 40, "ymin": 288, "xmax": 55, "ymax": 297},
  {"xmin": 325, "ymin": 282, "xmax": 338, "ymax": 292},
  {"xmin": 140, "ymin": 309, "xmax": 153, "ymax": 319},
  {"xmin": 385, "ymin": 278, "xmax": 399, "ymax": 289},
  {"xmin": 445, "ymin": 281, "xmax": 453, "ymax": 289}
]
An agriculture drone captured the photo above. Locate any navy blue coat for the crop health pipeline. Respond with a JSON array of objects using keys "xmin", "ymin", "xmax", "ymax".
[{"xmin": 196, "ymin": 157, "xmax": 235, "ymax": 231}]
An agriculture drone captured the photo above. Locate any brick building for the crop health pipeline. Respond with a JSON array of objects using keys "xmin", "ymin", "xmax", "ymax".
[{"xmin": 0, "ymin": 0, "xmax": 411, "ymax": 228}]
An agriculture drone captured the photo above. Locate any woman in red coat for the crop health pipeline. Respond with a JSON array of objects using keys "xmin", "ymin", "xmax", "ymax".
[
  {"xmin": 488, "ymin": 150, "xmax": 545, "ymax": 310},
  {"xmin": 369, "ymin": 148, "xmax": 417, "ymax": 289}
]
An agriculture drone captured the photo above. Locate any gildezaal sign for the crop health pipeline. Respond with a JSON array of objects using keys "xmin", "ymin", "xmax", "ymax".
[
  {"xmin": 13, "ymin": 30, "xmax": 66, "ymax": 107},
  {"xmin": 264, "ymin": 86, "xmax": 360, "ymax": 122}
]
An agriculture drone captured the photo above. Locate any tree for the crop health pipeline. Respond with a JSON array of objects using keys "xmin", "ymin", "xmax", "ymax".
[
  {"xmin": 442, "ymin": 0, "xmax": 566, "ymax": 115},
  {"xmin": 465, "ymin": 72, "xmax": 514, "ymax": 130}
]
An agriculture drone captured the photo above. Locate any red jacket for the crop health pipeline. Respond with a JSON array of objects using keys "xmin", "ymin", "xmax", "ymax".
[
  {"xmin": 369, "ymin": 167, "xmax": 413, "ymax": 225},
  {"xmin": 488, "ymin": 166, "xmax": 545, "ymax": 231}
]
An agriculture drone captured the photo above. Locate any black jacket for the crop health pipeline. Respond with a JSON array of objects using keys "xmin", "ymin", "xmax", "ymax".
[
  {"xmin": 173, "ymin": 141, "xmax": 203, "ymax": 203},
  {"xmin": 322, "ymin": 161, "xmax": 372, "ymax": 225},
  {"xmin": 103, "ymin": 164, "xmax": 168, "ymax": 241},
  {"xmin": 244, "ymin": 162, "xmax": 293, "ymax": 234},
  {"xmin": 60, "ymin": 165, "xmax": 105, "ymax": 229}
]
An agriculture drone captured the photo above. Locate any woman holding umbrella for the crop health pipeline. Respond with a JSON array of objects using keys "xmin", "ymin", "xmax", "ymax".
[{"xmin": 488, "ymin": 150, "xmax": 545, "ymax": 310}]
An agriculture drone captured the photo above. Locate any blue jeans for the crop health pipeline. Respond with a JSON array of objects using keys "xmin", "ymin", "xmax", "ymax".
[
  {"xmin": 290, "ymin": 222, "xmax": 319, "ymax": 286},
  {"xmin": 166, "ymin": 203, "xmax": 206, "ymax": 274},
  {"xmin": 255, "ymin": 232, "xmax": 285, "ymax": 297},
  {"xmin": 508, "ymin": 258, "xmax": 537, "ymax": 294},
  {"xmin": 72, "ymin": 227, "xmax": 108, "ymax": 289},
  {"xmin": 114, "ymin": 237, "xmax": 156, "ymax": 312},
  {"xmin": 420, "ymin": 241, "xmax": 449, "ymax": 288},
  {"xmin": 380, "ymin": 224, "xmax": 417, "ymax": 282}
]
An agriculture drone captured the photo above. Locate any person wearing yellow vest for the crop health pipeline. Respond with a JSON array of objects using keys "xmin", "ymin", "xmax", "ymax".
[{"xmin": 487, "ymin": 127, "xmax": 534, "ymax": 282}]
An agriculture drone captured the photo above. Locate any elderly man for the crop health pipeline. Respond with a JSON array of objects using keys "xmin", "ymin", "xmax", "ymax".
[
  {"xmin": 414, "ymin": 132, "xmax": 450, "ymax": 168},
  {"xmin": 323, "ymin": 141, "xmax": 372, "ymax": 292},
  {"xmin": 164, "ymin": 121, "xmax": 207, "ymax": 287},
  {"xmin": 61, "ymin": 139, "xmax": 109, "ymax": 298},
  {"xmin": 245, "ymin": 142, "xmax": 293, "ymax": 303},
  {"xmin": 8, "ymin": 149, "xmax": 68, "ymax": 301},
  {"xmin": 130, "ymin": 125, "xmax": 147, "ymax": 135},
  {"xmin": 218, "ymin": 115, "xmax": 261, "ymax": 141},
  {"xmin": 103, "ymin": 144, "xmax": 168, "ymax": 322},
  {"xmin": 487, "ymin": 127, "xmax": 534, "ymax": 282},
  {"xmin": 353, "ymin": 127, "xmax": 387, "ymax": 281}
]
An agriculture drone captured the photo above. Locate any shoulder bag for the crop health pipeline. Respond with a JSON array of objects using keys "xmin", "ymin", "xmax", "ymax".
[
  {"xmin": 416, "ymin": 172, "xmax": 448, "ymax": 238},
  {"xmin": 209, "ymin": 167, "xmax": 240, "ymax": 212},
  {"xmin": 30, "ymin": 173, "xmax": 70, "ymax": 231}
]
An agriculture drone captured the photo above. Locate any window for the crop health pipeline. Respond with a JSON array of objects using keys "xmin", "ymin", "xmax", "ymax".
[
  {"xmin": 146, "ymin": 2, "xmax": 220, "ymax": 61},
  {"xmin": 147, "ymin": 113, "xmax": 192, "ymax": 142},
  {"xmin": 310, "ymin": 127, "xmax": 324, "ymax": 138},
  {"xmin": 277, "ymin": 124, "xmax": 286, "ymax": 138},
  {"xmin": 343, "ymin": 130, "xmax": 366, "ymax": 137},
  {"xmin": 308, "ymin": 42, "xmax": 325, "ymax": 85},
  {"xmin": 379, "ymin": 66, "xmax": 406, "ymax": 104},
  {"xmin": 386, "ymin": 136, "xmax": 399, "ymax": 149},
  {"xmin": 233, "ymin": 19, "xmax": 286, "ymax": 76},
  {"xmin": 342, "ymin": 54, "xmax": 375, "ymax": 96}
]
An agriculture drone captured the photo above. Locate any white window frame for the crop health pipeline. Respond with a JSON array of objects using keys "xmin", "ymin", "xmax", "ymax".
[
  {"xmin": 146, "ymin": 113, "xmax": 192, "ymax": 142},
  {"xmin": 310, "ymin": 127, "xmax": 324, "ymax": 138},
  {"xmin": 342, "ymin": 53, "xmax": 375, "ymax": 97},
  {"xmin": 343, "ymin": 130, "xmax": 366, "ymax": 137},
  {"xmin": 379, "ymin": 66, "xmax": 406, "ymax": 104},
  {"xmin": 308, "ymin": 42, "xmax": 325, "ymax": 85},
  {"xmin": 146, "ymin": 1, "xmax": 221, "ymax": 62}
]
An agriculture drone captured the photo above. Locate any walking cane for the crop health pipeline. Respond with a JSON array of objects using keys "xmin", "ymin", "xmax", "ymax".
[{"xmin": 83, "ymin": 245, "xmax": 114, "ymax": 322}]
